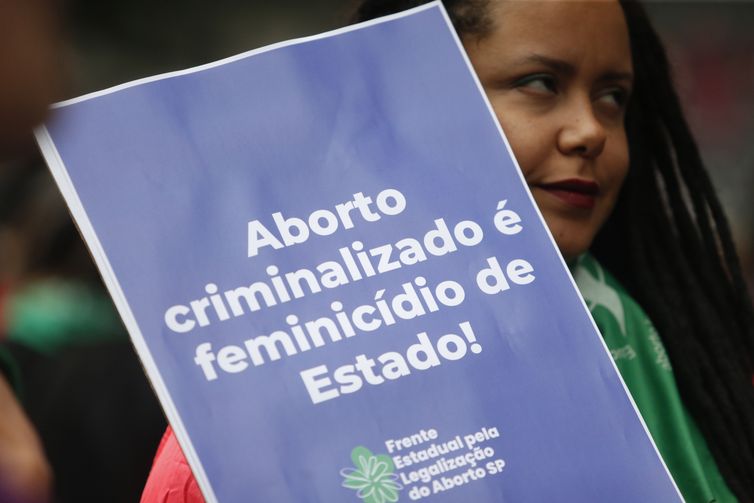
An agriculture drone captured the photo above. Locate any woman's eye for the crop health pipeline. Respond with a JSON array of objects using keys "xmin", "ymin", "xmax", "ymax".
[
  {"xmin": 596, "ymin": 87, "xmax": 629, "ymax": 109},
  {"xmin": 513, "ymin": 74, "xmax": 557, "ymax": 94}
]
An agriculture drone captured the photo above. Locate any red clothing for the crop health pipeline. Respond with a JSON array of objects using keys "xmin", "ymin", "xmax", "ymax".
[{"xmin": 141, "ymin": 426, "xmax": 204, "ymax": 503}]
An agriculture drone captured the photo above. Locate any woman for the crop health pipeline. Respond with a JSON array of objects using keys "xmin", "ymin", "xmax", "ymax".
[{"xmin": 141, "ymin": 1, "xmax": 754, "ymax": 501}]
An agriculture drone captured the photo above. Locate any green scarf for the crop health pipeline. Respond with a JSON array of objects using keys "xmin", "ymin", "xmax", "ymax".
[{"xmin": 573, "ymin": 254, "xmax": 736, "ymax": 503}]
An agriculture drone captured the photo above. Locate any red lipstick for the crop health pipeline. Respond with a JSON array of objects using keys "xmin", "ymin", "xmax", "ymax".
[{"xmin": 537, "ymin": 179, "xmax": 600, "ymax": 209}]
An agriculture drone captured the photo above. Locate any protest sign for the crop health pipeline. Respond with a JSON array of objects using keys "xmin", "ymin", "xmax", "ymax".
[{"xmin": 36, "ymin": 3, "xmax": 683, "ymax": 501}]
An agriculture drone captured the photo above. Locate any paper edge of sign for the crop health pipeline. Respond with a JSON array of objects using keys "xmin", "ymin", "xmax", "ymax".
[
  {"xmin": 33, "ymin": 125, "xmax": 220, "ymax": 503},
  {"xmin": 433, "ymin": 6, "xmax": 685, "ymax": 502},
  {"xmin": 50, "ymin": 1, "xmax": 443, "ymax": 109},
  {"xmin": 37, "ymin": 2, "xmax": 685, "ymax": 500}
]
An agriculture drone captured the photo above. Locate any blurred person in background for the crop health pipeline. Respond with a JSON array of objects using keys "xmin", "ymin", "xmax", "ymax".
[
  {"xmin": 1, "ymin": 1, "xmax": 167, "ymax": 501},
  {"xmin": 0, "ymin": 157, "xmax": 166, "ymax": 503},
  {"xmin": 0, "ymin": 0, "xmax": 62, "ymax": 500}
]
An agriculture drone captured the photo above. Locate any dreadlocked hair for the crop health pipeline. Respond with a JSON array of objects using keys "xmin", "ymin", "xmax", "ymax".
[
  {"xmin": 351, "ymin": 0, "xmax": 492, "ymax": 38},
  {"xmin": 593, "ymin": 1, "xmax": 754, "ymax": 500},
  {"xmin": 353, "ymin": 0, "xmax": 754, "ymax": 500}
]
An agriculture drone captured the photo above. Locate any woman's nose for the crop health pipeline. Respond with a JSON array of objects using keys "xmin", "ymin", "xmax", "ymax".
[{"xmin": 556, "ymin": 97, "xmax": 607, "ymax": 158}]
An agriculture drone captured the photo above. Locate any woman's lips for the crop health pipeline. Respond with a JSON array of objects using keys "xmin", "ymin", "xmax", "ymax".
[{"xmin": 536, "ymin": 179, "xmax": 600, "ymax": 209}]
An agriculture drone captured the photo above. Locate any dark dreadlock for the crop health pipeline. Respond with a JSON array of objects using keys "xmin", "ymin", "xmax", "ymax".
[
  {"xmin": 352, "ymin": 0, "xmax": 754, "ymax": 500},
  {"xmin": 352, "ymin": 0, "xmax": 493, "ymax": 38},
  {"xmin": 596, "ymin": 1, "xmax": 754, "ymax": 500}
]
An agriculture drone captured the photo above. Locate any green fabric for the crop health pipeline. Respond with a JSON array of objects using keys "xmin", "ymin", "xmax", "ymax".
[
  {"xmin": 5, "ymin": 279, "xmax": 125, "ymax": 354},
  {"xmin": 0, "ymin": 344, "xmax": 22, "ymax": 397},
  {"xmin": 573, "ymin": 254, "xmax": 736, "ymax": 503}
]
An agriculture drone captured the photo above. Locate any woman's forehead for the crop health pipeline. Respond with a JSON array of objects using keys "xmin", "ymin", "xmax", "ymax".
[{"xmin": 473, "ymin": 0, "xmax": 632, "ymax": 74}]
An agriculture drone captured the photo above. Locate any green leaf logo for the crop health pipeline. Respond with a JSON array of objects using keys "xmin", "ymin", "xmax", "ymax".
[{"xmin": 340, "ymin": 446, "xmax": 403, "ymax": 502}]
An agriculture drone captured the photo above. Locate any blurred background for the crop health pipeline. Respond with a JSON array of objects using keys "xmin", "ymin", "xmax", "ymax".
[{"xmin": 0, "ymin": 1, "xmax": 752, "ymax": 501}]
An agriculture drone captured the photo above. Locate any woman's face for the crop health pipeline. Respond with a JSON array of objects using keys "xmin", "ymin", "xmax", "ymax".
[{"xmin": 464, "ymin": 0, "xmax": 633, "ymax": 261}]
